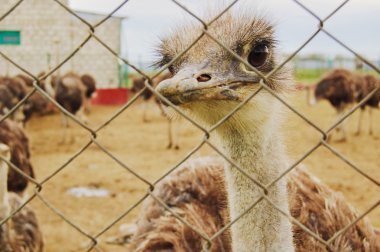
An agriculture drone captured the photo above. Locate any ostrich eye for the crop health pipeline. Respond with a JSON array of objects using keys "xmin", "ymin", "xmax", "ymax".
[
  {"xmin": 248, "ymin": 44, "xmax": 269, "ymax": 68},
  {"xmin": 168, "ymin": 65, "xmax": 175, "ymax": 74}
]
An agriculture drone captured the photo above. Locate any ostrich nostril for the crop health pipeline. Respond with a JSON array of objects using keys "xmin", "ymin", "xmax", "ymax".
[{"xmin": 196, "ymin": 74, "xmax": 212, "ymax": 82}]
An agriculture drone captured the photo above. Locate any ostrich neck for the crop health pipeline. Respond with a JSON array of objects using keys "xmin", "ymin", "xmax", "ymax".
[
  {"xmin": 218, "ymin": 120, "xmax": 294, "ymax": 252},
  {"xmin": 0, "ymin": 160, "xmax": 9, "ymax": 219}
]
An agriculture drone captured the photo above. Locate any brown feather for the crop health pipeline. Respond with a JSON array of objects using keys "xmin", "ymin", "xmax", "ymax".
[
  {"xmin": 55, "ymin": 72, "xmax": 86, "ymax": 115},
  {"xmin": 128, "ymin": 157, "xmax": 231, "ymax": 252},
  {"xmin": 0, "ymin": 120, "xmax": 34, "ymax": 194},
  {"xmin": 288, "ymin": 168, "xmax": 380, "ymax": 252},
  {"xmin": 0, "ymin": 193, "xmax": 43, "ymax": 252},
  {"xmin": 80, "ymin": 74, "xmax": 97, "ymax": 99},
  {"xmin": 124, "ymin": 157, "xmax": 380, "ymax": 252}
]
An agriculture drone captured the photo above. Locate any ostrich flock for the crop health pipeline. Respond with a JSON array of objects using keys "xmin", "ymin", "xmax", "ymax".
[
  {"xmin": 0, "ymin": 71, "xmax": 96, "ymax": 251},
  {"xmin": 0, "ymin": 10, "xmax": 378, "ymax": 252}
]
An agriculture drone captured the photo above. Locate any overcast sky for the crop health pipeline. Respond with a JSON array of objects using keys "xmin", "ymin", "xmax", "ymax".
[{"xmin": 69, "ymin": 0, "xmax": 380, "ymax": 67}]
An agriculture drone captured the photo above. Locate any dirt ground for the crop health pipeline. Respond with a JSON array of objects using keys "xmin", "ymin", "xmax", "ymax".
[{"xmin": 23, "ymin": 90, "xmax": 380, "ymax": 252}]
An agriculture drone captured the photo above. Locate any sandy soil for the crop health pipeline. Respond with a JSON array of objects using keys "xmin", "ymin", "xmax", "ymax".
[{"xmin": 22, "ymin": 91, "xmax": 380, "ymax": 252}]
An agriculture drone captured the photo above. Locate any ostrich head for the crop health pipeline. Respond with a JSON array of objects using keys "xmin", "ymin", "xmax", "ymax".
[{"xmin": 156, "ymin": 12, "xmax": 291, "ymax": 131}]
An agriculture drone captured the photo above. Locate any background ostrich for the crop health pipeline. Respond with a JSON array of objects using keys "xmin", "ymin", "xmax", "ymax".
[
  {"xmin": 13, "ymin": 73, "xmax": 51, "ymax": 125},
  {"xmin": 80, "ymin": 74, "xmax": 97, "ymax": 114},
  {"xmin": 130, "ymin": 72, "xmax": 181, "ymax": 149},
  {"xmin": 54, "ymin": 72, "xmax": 88, "ymax": 143},
  {"xmin": 22, "ymin": 92, "xmax": 51, "ymax": 125},
  {"xmin": 0, "ymin": 143, "xmax": 43, "ymax": 252},
  {"xmin": 0, "ymin": 74, "xmax": 51, "ymax": 126},
  {"xmin": 130, "ymin": 76, "xmax": 153, "ymax": 123},
  {"xmin": 313, "ymin": 69, "xmax": 362, "ymax": 141},
  {"xmin": 355, "ymin": 74, "xmax": 380, "ymax": 135},
  {"xmin": 0, "ymin": 76, "xmax": 28, "ymax": 104},
  {"xmin": 0, "ymin": 76, "xmax": 28, "ymax": 123},
  {"xmin": 0, "ymin": 119, "xmax": 35, "ymax": 195},
  {"xmin": 15, "ymin": 74, "xmax": 34, "ymax": 88},
  {"xmin": 0, "ymin": 85, "xmax": 16, "ymax": 117},
  {"xmin": 114, "ymin": 11, "xmax": 380, "ymax": 252},
  {"xmin": 130, "ymin": 72, "xmax": 171, "ymax": 122}
]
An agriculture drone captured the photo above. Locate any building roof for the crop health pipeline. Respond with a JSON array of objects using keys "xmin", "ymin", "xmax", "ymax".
[{"xmin": 74, "ymin": 9, "xmax": 128, "ymax": 20}]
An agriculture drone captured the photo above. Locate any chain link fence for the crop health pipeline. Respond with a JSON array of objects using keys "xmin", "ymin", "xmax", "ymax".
[{"xmin": 0, "ymin": 0, "xmax": 379, "ymax": 251}]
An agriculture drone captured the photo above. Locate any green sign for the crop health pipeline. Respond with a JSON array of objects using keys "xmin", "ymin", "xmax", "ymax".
[{"xmin": 0, "ymin": 31, "xmax": 20, "ymax": 45}]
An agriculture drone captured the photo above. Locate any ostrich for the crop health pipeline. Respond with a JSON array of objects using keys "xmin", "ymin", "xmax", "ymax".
[
  {"xmin": 12, "ymin": 73, "xmax": 51, "ymax": 125},
  {"xmin": 15, "ymin": 74, "xmax": 34, "ymax": 88},
  {"xmin": 0, "ymin": 143, "xmax": 43, "ymax": 252},
  {"xmin": 355, "ymin": 74, "xmax": 380, "ymax": 135},
  {"xmin": 109, "ymin": 157, "xmax": 231, "ymax": 251},
  {"xmin": 130, "ymin": 72, "xmax": 171, "ymax": 123},
  {"xmin": 314, "ymin": 69, "xmax": 362, "ymax": 141},
  {"xmin": 22, "ymin": 92, "xmax": 51, "ymax": 124},
  {"xmin": 130, "ymin": 72, "xmax": 181, "ymax": 149},
  {"xmin": 0, "ymin": 76, "xmax": 28, "ymax": 103},
  {"xmin": 0, "ymin": 74, "xmax": 50, "ymax": 125},
  {"xmin": 116, "ymin": 158, "xmax": 379, "ymax": 252},
  {"xmin": 0, "ymin": 119, "xmax": 35, "ymax": 195},
  {"xmin": 116, "ymin": 12, "xmax": 380, "ymax": 252},
  {"xmin": 80, "ymin": 74, "xmax": 97, "ymax": 114},
  {"xmin": 0, "ymin": 76, "xmax": 28, "ymax": 123},
  {"xmin": 54, "ymin": 72, "xmax": 88, "ymax": 143},
  {"xmin": 0, "ymin": 85, "xmax": 15, "ymax": 116},
  {"xmin": 130, "ymin": 75, "xmax": 152, "ymax": 122}
]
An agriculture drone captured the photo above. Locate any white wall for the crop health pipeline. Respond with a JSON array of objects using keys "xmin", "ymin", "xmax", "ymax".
[{"xmin": 0, "ymin": 0, "xmax": 122, "ymax": 88}]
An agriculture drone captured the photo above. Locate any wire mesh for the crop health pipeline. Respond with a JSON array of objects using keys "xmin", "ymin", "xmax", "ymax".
[{"xmin": 0, "ymin": 0, "xmax": 379, "ymax": 251}]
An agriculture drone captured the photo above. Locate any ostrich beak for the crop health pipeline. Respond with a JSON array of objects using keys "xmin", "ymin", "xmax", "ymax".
[{"xmin": 156, "ymin": 68, "xmax": 246, "ymax": 105}]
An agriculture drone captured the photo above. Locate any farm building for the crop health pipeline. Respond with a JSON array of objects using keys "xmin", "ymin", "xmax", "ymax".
[{"xmin": 0, "ymin": 0, "xmax": 126, "ymax": 88}]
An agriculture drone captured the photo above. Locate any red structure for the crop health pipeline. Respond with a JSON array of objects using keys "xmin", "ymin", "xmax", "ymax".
[{"xmin": 91, "ymin": 88, "xmax": 129, "ymax": 105}]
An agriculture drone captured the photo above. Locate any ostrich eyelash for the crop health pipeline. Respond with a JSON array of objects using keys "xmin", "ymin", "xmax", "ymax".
[
  {"xmin": 250, "ymin": 38, "xmax": 277, "ymax": 50},
  {"xmin": 152, "ymin": 53, "xmax": 172, "ymax": 69}
]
